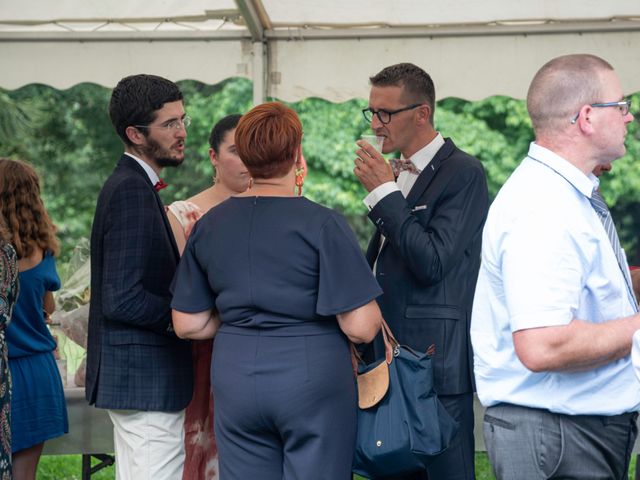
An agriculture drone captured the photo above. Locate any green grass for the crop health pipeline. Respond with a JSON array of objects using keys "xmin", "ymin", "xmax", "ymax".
[
  {"xmin": 38, "ymin": 455, "xmax": 114, "ymax": 480},
  {"xmin": 475, "ymin": 452, "xmax": 495, "ymax": 480},
  {"xmin": 38, "ymin": 453, "xmax": 638, "ymax": 479}
]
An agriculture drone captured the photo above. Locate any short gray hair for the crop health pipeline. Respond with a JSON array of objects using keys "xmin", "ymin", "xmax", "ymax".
[{"xmin": 527, "ymin": 54, "xmax": 614, "ymax": 134}]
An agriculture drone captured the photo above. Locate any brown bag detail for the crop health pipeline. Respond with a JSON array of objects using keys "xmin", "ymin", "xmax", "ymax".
[
  {"xmin": 351, "ymin": 318, "xmax": 399, "ymax": 409},
  {"xmin": 357, "ymin": 360, "xmax": 389, "ymax": 409}
]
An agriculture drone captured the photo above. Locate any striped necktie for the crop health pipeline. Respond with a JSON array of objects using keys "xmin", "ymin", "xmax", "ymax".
[{"xmin": 589, "ymin": 189, "xmax": 638, "ymax": 309}]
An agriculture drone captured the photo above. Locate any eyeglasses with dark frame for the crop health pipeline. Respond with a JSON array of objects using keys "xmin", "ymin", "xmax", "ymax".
[
  {"xmin": 362, "ymin": 104, "xmax": 424, "ymax": 124},
  {"xmin": 134, "ymin": 115, "xmax": 192, "ymax": 131},
  {"xmin": 570, "ymin": 99, "xmax": 631, "ymax": 124}
]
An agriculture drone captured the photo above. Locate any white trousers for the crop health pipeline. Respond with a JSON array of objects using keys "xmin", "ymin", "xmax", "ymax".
[{"xmin": 108, "ymin": 409, "xmax": 186, "ymax": 480}]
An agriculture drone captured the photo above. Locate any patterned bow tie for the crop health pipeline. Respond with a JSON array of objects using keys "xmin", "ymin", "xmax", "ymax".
[
  {"xmin": 154, "ymin": 179, "xmax": 168, "ymax": 191},
  {"xmin": 390, "ymin": 158, "xmax": 421, "ymax": 177}
]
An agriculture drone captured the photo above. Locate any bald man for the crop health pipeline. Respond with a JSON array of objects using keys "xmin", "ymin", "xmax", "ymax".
[{"xmin": 471, "ymin": 54, "xmax": 640, "ymax": 479}]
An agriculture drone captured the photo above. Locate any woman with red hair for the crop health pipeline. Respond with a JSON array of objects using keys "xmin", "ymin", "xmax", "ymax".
[
  {"xmin": 171, "ymin": 102, "xmax": 382, "ymax": 479},
  {"xmin": 168, "ymin": 113, "xmax": 248, "ymax": 480}
]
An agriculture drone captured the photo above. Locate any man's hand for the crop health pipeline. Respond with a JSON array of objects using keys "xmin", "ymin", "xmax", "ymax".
[
  {"xmin": 183, "ymin": 205, "xmax": 204, "ymax": 239},
  {"xmin": 354, "ymin": 140, "xmax": 395, "ymax": 192}
]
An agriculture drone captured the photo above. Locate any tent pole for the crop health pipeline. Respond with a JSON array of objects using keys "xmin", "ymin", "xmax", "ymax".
[{"xmin": 252, "ymin": 41, "xmax": 266, "ymax": 105}]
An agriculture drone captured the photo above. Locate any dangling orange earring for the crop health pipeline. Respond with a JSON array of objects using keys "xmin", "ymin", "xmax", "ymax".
[
  {"xmin": 295, "ymin": 168, "xmax": 304, "ymax": 196},
  {"xmin": 248, "ymin": 177, "xmax": 254, "ymax": 190}
]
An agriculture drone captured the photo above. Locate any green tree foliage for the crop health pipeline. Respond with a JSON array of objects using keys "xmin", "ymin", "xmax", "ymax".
[
  {"xmin": 166, "ymin": 78, "xmax": 254, "ymax": 201},
  {"xmin": 438, "ymin": 96, "xmax": 533, "ymax": 198},
  {"xmin": 605, "ymin": 92, "xmax": 640, "ymax": 263},
  {"xmin": 290, "ymin": 97, "xmax": 377, "ymax": 246},
  {"xmin": 0, "ymin": 79, "xmax": 254, "ymax": 262},
  {"xmin": 0, "ymin": 91, "xmax": 30, "ymax": 144},
  {"xmin": 1, "ymin": 80, "xmax": 639, "ymax": 264},
  {"xmin": 0, "ymin": 84, "xmax": 120, "ymax": 260}
]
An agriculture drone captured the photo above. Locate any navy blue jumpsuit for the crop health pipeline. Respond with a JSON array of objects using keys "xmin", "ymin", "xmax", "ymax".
[{"xmin": 171, "ymin": 196, "xmax": 381, "ymax": 480}]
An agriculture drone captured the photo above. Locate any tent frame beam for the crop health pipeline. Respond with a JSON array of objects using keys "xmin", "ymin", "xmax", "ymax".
[
  {"xmin": 2, "ymin": 19, "xmax": 639, "ymax": 43},
  {"xmin": 234, "ymin": 0, "xmax": 269, "ymax": 104}
]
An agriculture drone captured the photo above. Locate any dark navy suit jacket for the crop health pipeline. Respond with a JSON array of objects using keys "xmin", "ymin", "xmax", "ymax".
[
  {"xmin": 86, "ymin": 154, "xmax": 192, "ymax": 411},
  {"xmin": 366, "ymin": 138, "xmax": 488, "ymax": 396}
]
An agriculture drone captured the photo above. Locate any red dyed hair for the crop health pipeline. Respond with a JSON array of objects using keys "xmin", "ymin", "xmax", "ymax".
[{"xmin": 235, "ymin": 102, "xmax": 302, "ymax": 179}]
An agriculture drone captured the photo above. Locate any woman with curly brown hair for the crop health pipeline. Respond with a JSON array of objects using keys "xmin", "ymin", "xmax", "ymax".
[
  {"xmin": 0, "ymin": 158, "xmax": 68, "ymax": 480},
  {"xmin": 0, "ymin": 210, "xmax": 19, "ymax": 480}
]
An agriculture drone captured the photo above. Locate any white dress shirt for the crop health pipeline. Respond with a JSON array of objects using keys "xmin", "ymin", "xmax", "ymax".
[
  {"xmin": 471, "ymin": 142, "xmax": 640, "ymax": 415},
  {"xmin": 363, "ymin": 133, "xmax": 444, "ymax": 210},
  {"xmin": 125, "ymin": 152, "xmax": 160, "ymax": 186}
]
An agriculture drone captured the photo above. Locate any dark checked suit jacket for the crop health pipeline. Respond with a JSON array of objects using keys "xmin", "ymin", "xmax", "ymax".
[
  {"xmin": 86, "ymin": 154, "xmax": 192, "ymax": 411},
  {"xmin": 366, "ymin": 138, "xmax": 488, "ymax": 396}
]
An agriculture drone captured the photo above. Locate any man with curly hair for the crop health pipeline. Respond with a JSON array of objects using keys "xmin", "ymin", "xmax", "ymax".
[{"xmin": 86, "ymin": 75, "xmax": 193, "ymax": 480}]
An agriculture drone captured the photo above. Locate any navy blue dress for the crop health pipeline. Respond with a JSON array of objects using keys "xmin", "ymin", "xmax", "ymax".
[
  {"xmin": 7, "ymin": 252, "xmax": 68, "ymax": 452},
  {"xmin": 172, "ymin": 196, "xmax": 381, "ymax": 480}
]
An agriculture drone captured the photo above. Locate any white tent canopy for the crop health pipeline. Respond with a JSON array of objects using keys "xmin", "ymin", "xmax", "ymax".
[{"xmin": 2, "ymin": 0, "xmax": 640, "ymax": 102}]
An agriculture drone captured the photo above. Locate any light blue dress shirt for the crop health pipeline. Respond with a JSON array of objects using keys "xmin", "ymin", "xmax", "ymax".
[{"xmin": 471, "ymin": 142, "xmax": 640, "ymax": 415}]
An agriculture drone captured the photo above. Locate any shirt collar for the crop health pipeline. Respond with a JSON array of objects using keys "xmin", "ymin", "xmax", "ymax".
[
  {"xmin": 402, "ymin": 133, "xmax": 445, "ymax": 171},
  {"xmin": 124, "ymin": 152, "xmax": 160, "ymax": 185},
  {"xmin": 527, "ymin": 142, "xmax": 597, "ymax": 198}
]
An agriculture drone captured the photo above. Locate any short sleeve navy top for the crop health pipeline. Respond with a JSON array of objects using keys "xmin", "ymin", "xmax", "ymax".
[
  {"xmin": 7, "ymin": 252, "xmax": 61, "ymax": 358},
  {"xmin": 171, "ymin": 196, "xmax": 382, "ymax": 335}
]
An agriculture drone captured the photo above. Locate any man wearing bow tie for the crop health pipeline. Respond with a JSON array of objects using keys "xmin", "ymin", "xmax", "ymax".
[
  {"xmin": 354, "ymin": 63, "xmax": 489, "ymax": 480},
  {"xmin": 87, "ymin": 74, "xmax": 193, "ymax": 480}
]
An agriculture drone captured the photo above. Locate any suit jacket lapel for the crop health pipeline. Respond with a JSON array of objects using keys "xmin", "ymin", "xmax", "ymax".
[
  {"xmin": 369, "ymin": 139, "xmax": 456, "ymax": 262},
  {"xmin": 155, "ymin": 192, "xmax": 180, "ymax": 261},
  {"xmin": 405, "ymin": 138, "xmax": 455, "ymax": 207},
  {"xmin": 118, "ymin": 155, "xmax": 180, "ymax": 261}
]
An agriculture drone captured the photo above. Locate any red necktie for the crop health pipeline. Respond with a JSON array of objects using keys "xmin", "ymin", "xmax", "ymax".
[{"xmin": 154, "ymin": 179, "xmax": 168, "ymax": 191}]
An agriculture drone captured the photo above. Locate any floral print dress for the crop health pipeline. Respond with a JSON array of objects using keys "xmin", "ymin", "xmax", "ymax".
[
  {"xmin": 168, "ymin": 201, "xmax": 219, "ymax": 480},
  {"xmin": 0, "ymin": 243, "xmax": 18, "ymax": 478}
]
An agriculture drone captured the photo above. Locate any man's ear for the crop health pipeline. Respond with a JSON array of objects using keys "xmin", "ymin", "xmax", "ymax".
[
  {"xmin": 416, "ymin": 104, "xmax": 431, "ymax": 127},
  {"xmin": 574, "ymin": 105, "xmax": 595, "ymax": 135},
  {"xmin": 125, "ymin": 126, "xmax": 146, "ymax": 146}
]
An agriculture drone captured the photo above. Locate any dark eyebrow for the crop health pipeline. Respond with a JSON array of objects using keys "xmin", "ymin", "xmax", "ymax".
[
  {"xmin": 367, "ymin": 107, "xmax": 393, "ymax": 113},
  {"xmin": 160, "ymin": 113, "xmax": 186, "ymax": 126}
]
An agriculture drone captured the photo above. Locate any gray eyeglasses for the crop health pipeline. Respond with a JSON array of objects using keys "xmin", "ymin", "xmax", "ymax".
[
  {"xmin": 570, "ymin": 99, "xmax": 631, "ymax": 124},
  {"xmin": 134, "ymin": 115, "xmax": 192, "ymax": 131}
]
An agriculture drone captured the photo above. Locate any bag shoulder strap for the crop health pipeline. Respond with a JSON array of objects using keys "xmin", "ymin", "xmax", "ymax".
[{"xmin": 350, "ymin": 318, "xmax": 399, "ymax": 372}]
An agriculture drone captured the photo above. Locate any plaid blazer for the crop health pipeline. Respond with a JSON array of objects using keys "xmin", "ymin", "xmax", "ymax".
[{"xmin": 86, "ymin": 155, "xmax": 192, "ymax": 411}]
